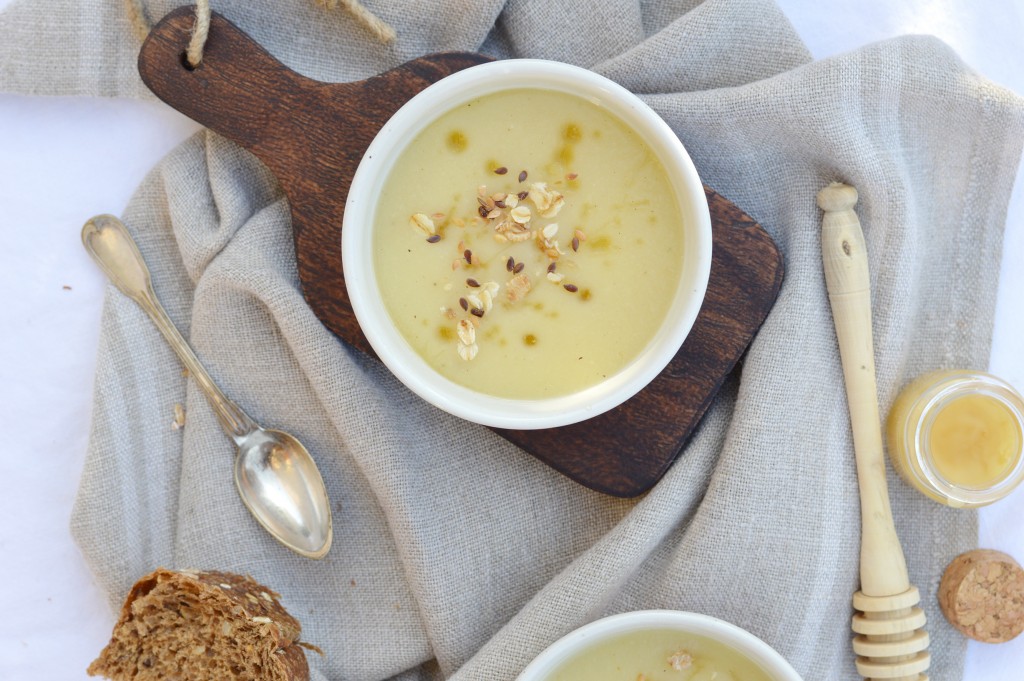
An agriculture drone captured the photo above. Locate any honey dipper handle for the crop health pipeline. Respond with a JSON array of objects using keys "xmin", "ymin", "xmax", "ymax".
[{"xmin": 818, "ymin": 183, "xmax": 910, "ymax": 598}]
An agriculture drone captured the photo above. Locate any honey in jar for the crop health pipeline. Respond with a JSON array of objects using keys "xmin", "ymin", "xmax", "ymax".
[{"xmin": 886, "ymin": 370, "xmax": 1024, "ymax": 507}]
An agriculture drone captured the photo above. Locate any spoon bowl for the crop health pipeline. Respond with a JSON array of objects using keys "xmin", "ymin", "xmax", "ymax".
[
  {"xmin": 82, "ymin": 214, "xmax": 333, "ymax": 559},
  {"xmin": 234, "ymin": 428, "xmax": 333, "ymax": 558}
]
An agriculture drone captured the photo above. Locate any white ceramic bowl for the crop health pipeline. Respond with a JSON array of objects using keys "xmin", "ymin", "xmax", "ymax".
[
  {"xmin": 343, "ymin": 59, "xmax": 712, "ymax": 429},
  {"xmin": 516, "ymin": 610, "xmax": 803, "ymax": 681}
]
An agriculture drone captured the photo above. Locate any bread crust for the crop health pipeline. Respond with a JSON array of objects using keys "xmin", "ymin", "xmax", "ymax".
[{"xmin": 88, "ymin": 568, "xmax": 310, "ymax": 680}]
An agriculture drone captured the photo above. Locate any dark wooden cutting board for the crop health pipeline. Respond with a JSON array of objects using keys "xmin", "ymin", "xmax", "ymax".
[{"xmin": 138, "ymin": 7, "xmax": 783, "ymax": 497}]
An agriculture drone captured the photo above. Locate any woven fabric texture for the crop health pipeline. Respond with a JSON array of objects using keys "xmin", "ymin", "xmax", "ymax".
[{"xmin": 2, "ymin": 1, "xmax": 1022, "ymax": 679}]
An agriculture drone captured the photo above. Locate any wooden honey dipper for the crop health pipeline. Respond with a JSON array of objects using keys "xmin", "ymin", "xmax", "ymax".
[{"xmin": 818, "ymin": 183, "xmax": 931, "ymax": 681}]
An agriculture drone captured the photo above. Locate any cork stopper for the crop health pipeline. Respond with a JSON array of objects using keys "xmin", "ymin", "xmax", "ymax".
[{"xmin": 939, "ymin": 549, "xmax": 1024, "ymax": 643}]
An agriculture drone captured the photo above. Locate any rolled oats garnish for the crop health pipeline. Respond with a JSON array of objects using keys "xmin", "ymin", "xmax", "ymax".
[
  {"xmin": 219, "ymin": 583, "xmax": 232, "ymax": 590},
  {"xmin": 411, "ymin": 169, "xmax": 585, "ymax": 365},
  {"xmin": 506, "ymin": 272, "xmax": 532, "ymax": 303},
  {"xmin": 457, "ymin": 342, "xmax": 479, "ymax": 361},
  {"xmin": 488, "ymin": 200, "xmax": 532, "ymax": 242},
  {"xmin": 252, "ymin": 616, "xmax": 273, "ymax": 624},
  {"xmin": 479, "ymin": 286, "xmax": 495, "ymax": 312},
  {"xmin": 457, "ymin": 319, "xmax": 476, "ymax": 346},
  {"xmin": 536, "ymin": 222, "xmax": 564, "ymax": 259},
  {"xmin": 667, "ymin": 650, "xmax": 693, "ymax": 671},
  {"xmin": 410, "ymin": 213, "xmax": 436, "ymax": 237},
  {"xmin": 544, "ymin": 194, "xmax": 565, "ymax": 218},
  {"xmin": 510, "ymin": 205, "xmax": 532, "ymax": 224},
  {"xmin": 527, "ymin": 182, "xmax": 565, "ymax": 217},
  {"xmin": 506, "ymin": 226, "xmax": 533, "ymax": 243}
]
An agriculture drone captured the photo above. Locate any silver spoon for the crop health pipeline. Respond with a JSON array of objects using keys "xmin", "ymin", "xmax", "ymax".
[{"xmin": 82, "ymin": 214, "xmax": 332, "ymax": 559}]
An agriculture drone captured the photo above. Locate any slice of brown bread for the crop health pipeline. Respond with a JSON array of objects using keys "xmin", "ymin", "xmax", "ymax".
[{"xmin": 88, "ymin": 568, "xmax": 310, "ymax": 680}]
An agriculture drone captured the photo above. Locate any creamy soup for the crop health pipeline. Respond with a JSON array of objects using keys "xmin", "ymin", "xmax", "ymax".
[
  {"xmin": 372, "ymin": 88, "xmax": 686, "ymax": 399},
  {"xmin": 546, "ymin": 629, "xmax": 774, "ymax": 681}
]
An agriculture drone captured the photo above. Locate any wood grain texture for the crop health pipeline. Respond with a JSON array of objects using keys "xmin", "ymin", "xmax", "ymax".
[
  {"xmin": 139, "ymin": 7, "xmax": 784, "ymax": 497},
  {"xmin": 819, "ymin": 183, "xmax": 929, "ymax": 681}
]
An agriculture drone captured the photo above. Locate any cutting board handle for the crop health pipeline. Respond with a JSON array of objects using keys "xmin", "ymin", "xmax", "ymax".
[
  {"xmin": 138, "ymin": 6, "xmax": 320, "ymax": 172},
  {"xmin": 139, "ymin": 6, "xmax": 491, "ymax": 243}
]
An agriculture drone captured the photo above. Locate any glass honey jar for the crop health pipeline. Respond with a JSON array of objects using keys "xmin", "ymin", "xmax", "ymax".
[{"xmin": 886, "ymin": 370, "xmax": 1024, "ymax": 508}]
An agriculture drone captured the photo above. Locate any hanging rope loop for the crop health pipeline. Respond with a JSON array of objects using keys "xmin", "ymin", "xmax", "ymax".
[{"xmin": 126, "ymin": 0, "xmax": 396, "ymax": 67}]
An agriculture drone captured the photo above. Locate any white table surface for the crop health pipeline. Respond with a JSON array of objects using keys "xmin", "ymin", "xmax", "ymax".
[{"xmin": 0, "ymin": 1, "xmax": 1021, "ymax": 679}]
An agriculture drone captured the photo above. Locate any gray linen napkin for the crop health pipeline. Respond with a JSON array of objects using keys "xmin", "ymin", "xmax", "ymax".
[{"xmin": 3, "ymin": 1, "xmax": 1022, "ymax": 679}]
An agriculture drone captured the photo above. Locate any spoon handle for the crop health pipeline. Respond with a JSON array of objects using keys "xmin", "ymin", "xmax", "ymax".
[{"xmin": 82, "ymin": 215, "xmax": 259, "ymax": 441}]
